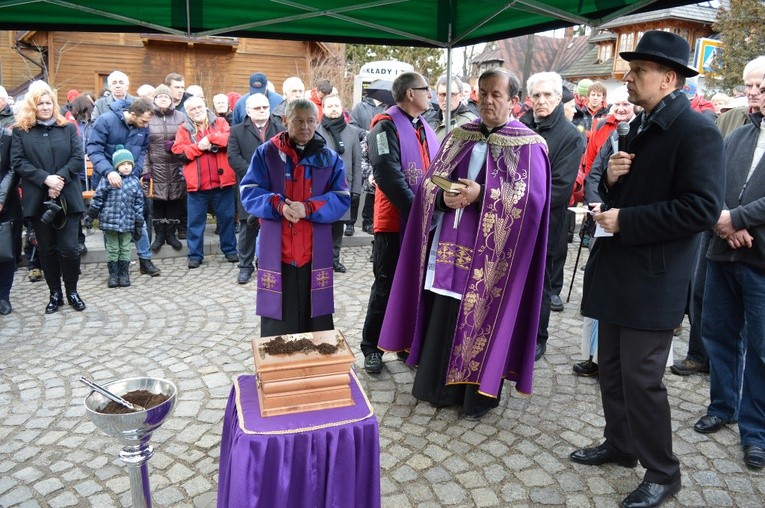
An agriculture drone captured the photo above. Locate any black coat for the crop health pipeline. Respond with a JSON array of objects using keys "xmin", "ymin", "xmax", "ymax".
[
  {"xmin": 11, "ymin": 122, "xmax": 85, "ymax": 218},
  {"xmin": 228, "ymin": 117, "xmax": 282, "ymax": 216},
  {"xmin": 707, "ymin": 112, "xmax": 765, "ymax": 270},
  {"xmin": 520, "ymin": 102, "xmax": 584, "ymax": 212},
  {"xmin": 581, "ymin": 93, "xmax": 724, "ymax": 329},
  {"xmin": 0, "ymin": 127, "xmax": 21, "ymax": 223}
]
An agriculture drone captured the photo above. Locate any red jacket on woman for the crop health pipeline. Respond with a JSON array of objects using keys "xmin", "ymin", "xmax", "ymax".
[{"xmin": 172, "ymin": 115, "xmax": 236, "ymax": 192}]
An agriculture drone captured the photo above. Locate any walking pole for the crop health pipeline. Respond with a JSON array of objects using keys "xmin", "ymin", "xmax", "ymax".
[{"xmin": 566, "ymin": 235, "xmax": 584, "ymax": 303}]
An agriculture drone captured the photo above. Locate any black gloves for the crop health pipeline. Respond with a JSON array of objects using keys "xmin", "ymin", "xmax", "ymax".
[
  {"xmin": 83, "ymin": 208, "xmax": 98, "ymax": 229},
  {"xmin": 132, "ymin": 221, "xmax": 143, "ymax": 242}
]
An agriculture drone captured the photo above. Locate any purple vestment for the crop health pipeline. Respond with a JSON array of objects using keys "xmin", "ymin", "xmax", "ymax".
[
  {"xmin": 378, "ymin": 119, "xmax": 551, "ymax": 395},
  {"xmin": 257, "ymin": 146, "xmax": 334, "ymax": 320}
]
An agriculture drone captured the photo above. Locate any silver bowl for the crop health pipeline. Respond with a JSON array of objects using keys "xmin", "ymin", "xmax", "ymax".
[
  {"xmin": 84, "ymin": 377, "xmax": 177, "ymax": 444},
  {"xmin": 83, "ymin": 377, "xmax": 177, "ymax": 508}
]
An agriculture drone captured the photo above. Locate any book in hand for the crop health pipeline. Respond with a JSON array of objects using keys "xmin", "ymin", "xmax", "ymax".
[{"xmin": 431, "ymin": 175, "xmax": 467, "ymax": 194}]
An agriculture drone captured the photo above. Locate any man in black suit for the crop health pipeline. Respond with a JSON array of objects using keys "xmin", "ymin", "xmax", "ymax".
[
  {"xmin": 572, "ymin": 31, "xmax": 724, "ymax": 508},
  {"xmin": 228, "ymin": 93, "xmax": 284, "ymax": 284}
]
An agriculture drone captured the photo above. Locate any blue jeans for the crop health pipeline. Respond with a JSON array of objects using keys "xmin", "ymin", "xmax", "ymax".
[
  {"xmin": 702, "ymin": 260, "xmax": 765, "ymax": 447},
  {"xmin": 186, "ymin": 188, "xmax": 237, "ymax": 261}
]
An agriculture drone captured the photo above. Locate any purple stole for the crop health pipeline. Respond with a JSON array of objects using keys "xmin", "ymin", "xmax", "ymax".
[
  {"xmin": 386, "ymin": 106, "xmax": 439, "ymax": 229},
  {"xmin": 379, "ymin": 119, "xmax": 551, "ymax": 396},
  {"xmin": 256, "ymin": 145, "xmax": 334, "ymax": 320}
]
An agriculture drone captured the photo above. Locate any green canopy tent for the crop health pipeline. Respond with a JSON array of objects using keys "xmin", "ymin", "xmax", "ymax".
[
  {"xmin": 0, "ymin": 0, "xmax": 701, "ymax": 121},
  {"xmin": 0, "ymin": 0, "xmax": 699, "ymax": 47}
]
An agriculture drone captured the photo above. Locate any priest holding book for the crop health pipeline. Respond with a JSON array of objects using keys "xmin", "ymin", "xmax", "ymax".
[{"xmin": 379, "ymin": 68, "xmax": 551, "ymax": 420}]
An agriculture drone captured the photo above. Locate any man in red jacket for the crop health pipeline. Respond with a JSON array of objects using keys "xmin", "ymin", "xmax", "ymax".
[
  {"xmin": 172, "ymin": 96, "xmax": 238, "ymax": 268},
  {"xmin": 360, "ymin": 72, "xmax": 439, "ymax": 374}
]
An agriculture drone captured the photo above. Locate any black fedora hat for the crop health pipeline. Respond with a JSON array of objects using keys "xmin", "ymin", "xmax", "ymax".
[{"xmin": 620, "ymin": 30, "xmax": 699, "ymax": 77}]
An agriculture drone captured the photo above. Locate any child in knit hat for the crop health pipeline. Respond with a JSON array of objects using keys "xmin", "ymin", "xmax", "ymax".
[{"xmin": 83, "ymin": 145, "xmax": 144, "ymax": 288}]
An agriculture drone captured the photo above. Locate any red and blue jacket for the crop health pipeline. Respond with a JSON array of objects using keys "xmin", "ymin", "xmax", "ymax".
[{"xmin": 239, "ymin": 131, "xmax": 349, "ymax": 266}]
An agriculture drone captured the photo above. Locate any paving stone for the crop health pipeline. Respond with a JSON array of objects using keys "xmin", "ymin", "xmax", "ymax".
[
  {"xmin": 34, "ymin": 477, "xmax": 65, "ymax": 496},
  {"xmin": 0, "ymin": 244, "xmax": 761, "ymax": 506}
]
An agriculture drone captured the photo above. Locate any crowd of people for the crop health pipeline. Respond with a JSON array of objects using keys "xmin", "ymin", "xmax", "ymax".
[{"xmin": 1, "ymin": 29, "xmax": 764, "ymax": 507}]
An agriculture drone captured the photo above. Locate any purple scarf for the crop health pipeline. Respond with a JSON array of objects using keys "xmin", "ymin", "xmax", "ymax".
[
  {"xmin": 256, "ymin": 144, "xmax": 334, "ymax": 320},
  {"xmin": 386, "ymin": 106, "xmax": 439, "ymax": 228}
]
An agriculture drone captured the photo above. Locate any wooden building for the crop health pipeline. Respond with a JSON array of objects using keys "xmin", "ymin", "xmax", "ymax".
[
  {"xmin": 0, "ymin": 30, "xmax": 337, "ymax": 102},
  {"xmin": 472, "ymin": 2, "xmax": 720, "ymax": 94},
  {"xmin": 561, "ymin": 3, "xmax": 717, "ymax": 88}
]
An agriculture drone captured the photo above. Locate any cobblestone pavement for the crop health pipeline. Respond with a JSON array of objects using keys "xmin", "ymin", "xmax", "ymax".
[{"xmin": 1, "ymin": 240, "xmax": 763, "ymax": 507}]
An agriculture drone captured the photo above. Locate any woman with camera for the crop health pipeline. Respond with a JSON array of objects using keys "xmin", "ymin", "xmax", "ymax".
[{"xmin": 11, "ymin": 81, "xmax": 86, "ymax": 313}]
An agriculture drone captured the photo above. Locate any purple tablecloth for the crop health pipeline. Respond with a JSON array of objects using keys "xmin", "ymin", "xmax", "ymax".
[{"xmin": 217, "ymin": 372, "xmax": 380, "ymax": 508}]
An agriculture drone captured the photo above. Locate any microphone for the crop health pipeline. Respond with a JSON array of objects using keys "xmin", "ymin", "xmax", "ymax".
[
  {"xmin": 616, "ymin": 121, "xmax": 630, "ymax": 153},
  {"xmin": 615, "ymin": 121, "xmax": 631, "ymax": 185}
]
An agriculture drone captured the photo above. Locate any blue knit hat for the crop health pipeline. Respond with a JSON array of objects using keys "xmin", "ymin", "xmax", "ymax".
[{"xmin": 112, "ymin": 145, "xmax": 134, "ymax": 169}]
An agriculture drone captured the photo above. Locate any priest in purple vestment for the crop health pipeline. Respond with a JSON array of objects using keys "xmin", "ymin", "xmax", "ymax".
[
  {"xmin": 240, "ymin": 99, "xmax": 350, "ymax": 336},
  {"xmin": 378, "ymin": 68, "xmax": 551, "ymax": 420}
]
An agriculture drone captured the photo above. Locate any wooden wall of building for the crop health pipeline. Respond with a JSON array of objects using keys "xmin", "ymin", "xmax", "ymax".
[{"xmin": 0, "ymin": 31, "xmax": 320, "ymax": 102}]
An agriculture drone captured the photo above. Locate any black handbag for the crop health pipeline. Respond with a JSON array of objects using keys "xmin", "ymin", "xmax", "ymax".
[{"xmin": 0, "ymin": 220, "xmax": 14, "ymax": 263}]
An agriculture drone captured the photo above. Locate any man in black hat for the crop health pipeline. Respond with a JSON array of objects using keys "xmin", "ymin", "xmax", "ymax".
[{"xmin": 571, "ymin": 30, "xmax": 725, "ymax": 508}]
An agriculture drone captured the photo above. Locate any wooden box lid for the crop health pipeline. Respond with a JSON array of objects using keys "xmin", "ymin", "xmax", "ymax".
[{"xmin": 251, "ymin": 330, "xmax": 356, "ymax": 383}]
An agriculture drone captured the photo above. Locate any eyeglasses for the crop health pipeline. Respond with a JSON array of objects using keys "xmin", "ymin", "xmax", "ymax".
[
  {"xmin": 247, "ymin": 106, "xmax": 269, "ymax": 111},
  {"xmin": 411, "ymin": 87, "xmax": 430, "ymax": 92}
]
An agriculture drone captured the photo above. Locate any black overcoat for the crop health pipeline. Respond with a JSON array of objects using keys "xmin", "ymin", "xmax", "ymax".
[
  {"xmin": 581, "ymin": 93, "xmax": 724, "ymax": 330},
  {"xmin": 11, "ymin": 122, "xmax": 85, "ymax": 217},
  {"xmin": 227, "ymin": 116, "xmax": 282, "ymax": 217}
]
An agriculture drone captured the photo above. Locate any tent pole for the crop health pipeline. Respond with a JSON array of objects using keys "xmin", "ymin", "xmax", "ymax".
[{"xmin": 445, "ymin": 45, "xmax": 452, "ymax": 132}]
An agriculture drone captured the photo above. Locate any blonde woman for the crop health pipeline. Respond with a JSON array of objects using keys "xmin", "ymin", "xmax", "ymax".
[{"xmin": 11, "ymin": 81, "xmax": 86, "ymax": 313}]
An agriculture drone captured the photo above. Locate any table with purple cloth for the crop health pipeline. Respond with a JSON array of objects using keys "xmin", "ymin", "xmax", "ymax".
[{"xmin": 217, "ymin": 372, "xmax": 381, "ymax": 508}]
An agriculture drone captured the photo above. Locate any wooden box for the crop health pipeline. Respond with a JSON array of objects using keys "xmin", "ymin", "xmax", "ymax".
[{"xmin": 251, "ymin": 330, "xmax": 356, "ymax": 417}]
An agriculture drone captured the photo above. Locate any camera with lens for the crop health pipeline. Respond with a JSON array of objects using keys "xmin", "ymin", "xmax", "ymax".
[
  {"xmin": 41, "ymin": 199, "xmax": 63, "ymax": 225},
  {"xmin": 210, "ymin": 144, "xmax": 220, "ymax": 153}
]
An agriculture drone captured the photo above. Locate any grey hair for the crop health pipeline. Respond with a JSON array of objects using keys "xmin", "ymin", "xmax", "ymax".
[
  {"xmin": 435, "ymin": 75, "xmax": 463, "ymax": 92},
  {"xmin": 526, "ymin": 72, "xmax": 563, "ymax": 96},
  {"xmin": 743, "ymin": 56, "xmax": 765, "ymax": 78},
  {"xmin": 284, "ymin": 98, "xmax": 318, "ymax": 119},
  {"xmin": 392, "ymin": 72, "xmax": 425, "ymax": 103}
]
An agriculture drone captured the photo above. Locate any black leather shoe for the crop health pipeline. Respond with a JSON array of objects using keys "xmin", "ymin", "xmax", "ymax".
[
  {"xmin": 621, "ymin": 478, "xmax": 681, "ymax": 508},
  {"xmin": 45, "ymin": 292, "xmax": 64, "ymax": 314},
  {"xmin": 570, "ymin": 443, "xmax": 638, "ymax": 468},
  {"xmin": 550, "ymin": 294, "xmax": 564, "ymax": 312},
  {"xmin": 364, "ymin": 352, "xmax": 383, "ymax": 374},
  {"xmin": 188, "ymin": 258, "xmax": 202, "ymax": 269},
  {"xmin": 465, "ymin": 406, "xmax": 492, "ymax": 421},
  {"xmin": 237, "ymin": 269, "xmax": 252, "ymax": 284},
  {"xmin": 573, "ymin": 359, "xmax": 598, "ymax": 376},
  {"xmin": 333, "ymin": 261, "xmax": 346, "ymax": 273},
  {"xmin": 744, "ymin": 445, "xmax": 765, "ymax": 469},
  {"xmin": 344, "ymin": 224, "xmax": 355, "ymax": 236},
  {"xmin": 225, "ymin": 253, "xmax": 239, "ymax": 263},
  {"xmin": 66, "ymin": 291, "xmax": 86, "ymax": 311},
  {"xmin": 0, "ymin": 299, "xmax": 11, "ymax": 315},
  {"xmin": 534, "ymin": 342, "xmax": 546, "ymax": 361},
  {"xmin": 396, "ymin": 350, "xmax": 409, "ymax": 362},
  {"xmin": 693, "ymin": 414, "xmax": 728, "ymax": 434}
]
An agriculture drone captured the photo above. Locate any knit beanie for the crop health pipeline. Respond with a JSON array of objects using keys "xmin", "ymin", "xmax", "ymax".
[
  {"xmin": 576, "ymin": 79, "xmax": 593, "ymax": 97},
  {"xmin": 154, "ymin": 84, "xmax": 172, "ymax": 100},
  {"xmin": 112, "ymin": 145, "xmax": 135, "ymax": 169}
]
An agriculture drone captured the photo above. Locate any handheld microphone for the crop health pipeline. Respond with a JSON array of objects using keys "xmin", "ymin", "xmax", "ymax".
[
  {"xmin": 616, "ymin": 121, "xmax": 630, "ymax": 153},
  {"xmin": 615, "ymin": 122, "xmax": 632, "ymax": 184}
]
